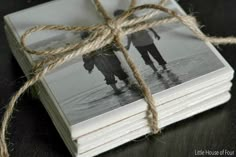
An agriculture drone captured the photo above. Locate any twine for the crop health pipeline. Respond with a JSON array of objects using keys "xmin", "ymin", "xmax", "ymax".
[{"xmin": 1, "ymin": 0, "xmax": 236, "ymax": 156}]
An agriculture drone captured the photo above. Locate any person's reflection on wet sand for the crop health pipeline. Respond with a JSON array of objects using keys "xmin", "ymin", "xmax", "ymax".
[
  {"xmin": 155, "ymin": 68, "xmax": 182, "ymax": 89},
  {"xmin": 166, "ymin": 69, "xmax": 182, "ymax": 85}
]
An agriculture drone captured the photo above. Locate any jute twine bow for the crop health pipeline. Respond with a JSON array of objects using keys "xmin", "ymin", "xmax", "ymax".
[{"xmin": 1, "ymin": 0, "xmax": 236, "ymax": 156}]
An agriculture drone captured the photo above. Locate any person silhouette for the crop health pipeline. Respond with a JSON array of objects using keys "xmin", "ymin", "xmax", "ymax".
[
  {"xmin": 114, "ymin": 9, "xmax": 167, "ymax": 72},
  {"xmin": 81, "ymin": 32, "xmax": 130, "ymax": 94}
]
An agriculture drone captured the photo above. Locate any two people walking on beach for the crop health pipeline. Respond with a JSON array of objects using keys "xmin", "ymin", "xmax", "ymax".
[{"xmin": 82, "ymin": 10, "xmax": 168, "ymax": 94}]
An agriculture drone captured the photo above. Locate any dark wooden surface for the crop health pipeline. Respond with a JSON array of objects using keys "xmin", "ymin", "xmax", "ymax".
[{"xmin": 0, "ymin": 0, "xmax": 236, "ymax": 157}]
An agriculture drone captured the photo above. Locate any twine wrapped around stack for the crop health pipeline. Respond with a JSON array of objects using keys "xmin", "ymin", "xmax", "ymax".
[{"xmin": 1, "ymin": 0, "xmax": 236, "ymax": 156}]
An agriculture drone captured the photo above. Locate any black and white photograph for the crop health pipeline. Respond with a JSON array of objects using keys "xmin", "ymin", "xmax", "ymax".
[
  {"xmin": 2, "ymin": 0, "xmax": 235, "ymax": 157},
  {"xmin": 27, "ymin": 0, "xmax": 227, "ymax": 125}
]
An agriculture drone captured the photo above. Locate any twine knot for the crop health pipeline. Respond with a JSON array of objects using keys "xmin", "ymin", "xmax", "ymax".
[{"xmin": 106, "ymin": 19, "xmax": 123, "ymax": 37}]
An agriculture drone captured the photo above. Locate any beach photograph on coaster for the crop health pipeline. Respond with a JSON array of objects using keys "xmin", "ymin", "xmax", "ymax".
[
  {"xmin": 3, "ymin": 0, "xmax": 235, "ymax": 156},
  {"xmin": 18, "ymin": 0, "xmax": 227, "ymax": 126}
]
